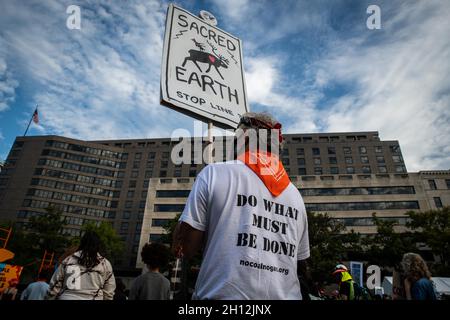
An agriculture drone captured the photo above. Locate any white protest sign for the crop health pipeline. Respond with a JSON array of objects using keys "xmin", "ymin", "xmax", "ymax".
[{"xmin": 161, "ymin": 4, "xmax": 249, "ymax": 129}]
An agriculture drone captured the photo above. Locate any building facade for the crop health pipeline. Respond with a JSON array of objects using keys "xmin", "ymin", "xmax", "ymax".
[{"xmin": 0, "ymin": 132, "xmax": 448, "ymax": 271}]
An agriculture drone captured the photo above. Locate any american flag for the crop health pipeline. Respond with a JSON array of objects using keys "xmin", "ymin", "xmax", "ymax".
[{"xmin": 32, "ymin": 108, "xmax": 39, "ymax": 124}]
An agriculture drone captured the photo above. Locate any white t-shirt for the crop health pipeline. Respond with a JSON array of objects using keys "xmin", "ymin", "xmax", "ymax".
[{"xmin": 179, "ymin": 160, "xmax": 310, "ymax": 300}]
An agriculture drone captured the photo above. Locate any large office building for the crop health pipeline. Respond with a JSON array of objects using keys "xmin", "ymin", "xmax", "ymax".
[{"xmin": 0, "ymin": 132, "xmax": 449, "ymax": 271}]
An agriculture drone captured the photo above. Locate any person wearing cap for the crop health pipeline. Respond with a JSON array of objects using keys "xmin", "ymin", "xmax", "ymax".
[
  {"xmin": 172, "ymin": 112, "xmax": 310, "ymax": 300},
  {"xmin": 332, "ymin": 264, "xmax": 355, "ymax": 300}
]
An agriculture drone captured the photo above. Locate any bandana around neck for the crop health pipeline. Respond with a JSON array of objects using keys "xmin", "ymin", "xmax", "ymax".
[{"xmin": 238, "ymin": 150, "xmax": 291, "ymax": 197}]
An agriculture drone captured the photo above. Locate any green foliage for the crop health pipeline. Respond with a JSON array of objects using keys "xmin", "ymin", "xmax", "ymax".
[
  {"xmin": 307, "ymin": 212, "xmax": 362, "ymax": 283},
  {"xmin": 27, "ymin": 206, "xmax": 69, "ymax": 255},
  {"xmin": 363, "ymin": 213, "xmax": 416, "ymax": 269},
  {"xmin": 406, "ymin": 207, "xmax": 450, "ymax": 275},
  {"xmin": 73, "ymin": 221, "xmax": 125, "ymax": 263}
]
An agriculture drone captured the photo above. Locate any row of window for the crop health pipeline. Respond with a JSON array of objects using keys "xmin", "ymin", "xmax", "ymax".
[
  {"xmin": 428, "ymin": 179, "xmax": 450, "ymax": 190},
  {"xmin": 30, "ymin": 178, "xmax": 118, "ymax": 198},
  {"xmin": 38, "ymin": 158, "xmax": 116, "ymax": 177},
  {"xmin": 335, "ymin": 216, "xmax": 410, "ymax": 227},
  {"xmin": 289, "ymin": 145, "xmax": 400, "ymax": 156},
  {"xmin": 294, "ymin": 165, "xmax": 406, "ymax": 175},
  {"xmin": 300, "ymin": 186, "xmax": 415, "ymax": 197},
  {"xmin": 306, "ymin": 201, "xmax": 420, "ymax": 212},
  {"xmin": 45, "ymin": 140, "xmax": 122, "ymax": 159},
  {"xmin": 42, "ymin": 149, "xmax": 124, "ymax": 169},
  {"xmin": 152, "ymin": 201, "xmax": 419, "ymax": 213},
  {"xmin": 291, "ymin": 155, "xmax": 402, "ymax": 166},
  {"xmin": 35, "ymin": 168, "xmax": 120, "ymax": 188},
  {"xmin": 20, "ymin": 200, "xmax": 116, "ymax": 218},
  {"xmin": 26, "ymin": 189, "xmax": 115, "ymax": 207}
]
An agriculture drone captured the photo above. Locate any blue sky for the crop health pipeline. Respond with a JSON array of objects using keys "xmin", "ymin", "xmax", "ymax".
[{"xmin": 0, "ymin": 0, "xmax": 449, "ymax": 171}]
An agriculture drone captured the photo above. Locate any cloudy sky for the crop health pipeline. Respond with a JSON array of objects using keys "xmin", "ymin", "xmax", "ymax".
[{"xmin": 0, "ymin": 0, "xmax": 449, "ymax": 171}]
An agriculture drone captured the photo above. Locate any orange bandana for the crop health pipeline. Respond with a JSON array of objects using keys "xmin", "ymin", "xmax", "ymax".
[{"xmin": 238, "ymin": 150, "xmax": 291, "ymax": 197}]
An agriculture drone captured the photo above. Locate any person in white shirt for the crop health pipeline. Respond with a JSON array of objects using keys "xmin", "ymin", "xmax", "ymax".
[{"xmin": 173, "ymin": 112, "xmax": 310, "ymax": 300}]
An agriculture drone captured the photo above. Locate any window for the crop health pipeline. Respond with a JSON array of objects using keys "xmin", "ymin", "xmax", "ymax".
[
  {"xmin": 159, "ymin": 170, "xmax": 167, "ymax": 177},
  {"xmin": 139, "ymin": 201, "xmax": 146, "ymax": 209},
  {"xmin": 312, "ymin": 148, "xmax": 320, "ymax": 156},
  {"xmin": 152, "ymin": 219, "xmax": 170, "ymax": 227},
  {"xmin": 378, "ymin": 166, "xmax": 387, "ymax": 173},
  {"xmin": 329, "ymin": 157, "xmax": 337, "ymax": 164},
  {"xmin": 345, "ymin": 157, "xmax": 353, "ymax": 164},
  {"xmin": 296, "ymin": 148, "xmax": 304, "ymax": 156},
  {"xmin": 143, "ymin": 180, "xmax": 149, "ymax": 188},
  {"xmin": 434, "ymin": 197, "xmax": 443, "ymax": 208},
  {"xmin": 306, "ymin": 201, "xmax": 419, "ymax": 212},
  {"xmin": 330, "ymin": 167, "xmax": 339, "ymax": 174},
  {"xmin": 161, "ymin": 161, "xmax": 168, "ymax": 168},
  {"xmin": 117, "ymin": 171, "xmax": 125, "ymax": 178},
  {"xmin": 282, "ymin": 158, "xmax": 290, "ymax": 166},
  {"xmin": 154, "ymin": 204, "xmax": 185, "ymax": 212},
  {"xmin": 328, "ymin": 147, "xmax": 336, "ymax": 155},
  {"xmin": 174, "ymin": 169, "xmax": 181, "ymax": 177},
  {"xmin": 189, "ymin": 169, "xmax": 196, "ymax": 177},
  {"xmin": 428, "ymin": 180, "xmax": 437, "ymax": 190},
  {"xmin": 376, "ymin": 156, "xmax": 385, "ymax": 163},
  {"xmin": 362, "ymin": 166, "xmax": 371, "ymax": 174},
  {"xmin": 120, "ymin": 222, "xmax": 129, "ymax": 232},
  {"xmin": 346, "ymin": 167, "xmax": 355, "ymax": 174},
  {"xmin": 129, "ymin": 180, "xmax": 136, "ymax": 188},
  {"xmin": 146, "ymin": 161, "xmax": 154, "ymax": 168},
  {"xmin": 300, "ymin": 186, "xmax": 415, "ymax": 196},
  {"xmin": 359, "ymin": 146, "xmax": 367, "ymax": 154},
  {"xmin": 314, "ymin": 158, "xmax": 321, "ymax": 165},
  {"xmin": 141, "ymin": 191, "xmax": 147, "ymax": 198},
  {"xmin": 131, "ymin": 171, "xmax": 139, "ymax": 178},
  {"xmin": 314, "ymin": 167, "xmax": 322, "ymax": 175},
  {"xmin": 125, "ymin": 201, "xmax": 132, "ymax": 209},
  {"xmin": 395, "ymin": 165, "xmax": 406, "ymax": 173},
  {"xmin": 375, "ymin": 146, "xmax": 383, "ymax": 153},
  {"xmin": 360, "ymin": 156, "xmax": 369, "ymax": 164},
  {"xmin": 145, "ymin": 170, "xmax": 152, "ymax": 179},
  {"xmin": 162, "ymin": 152, "xmax": 170, "ymax": 159},
  {"xmin": 390, "ymin": 145, "xmax": 400, "ymax": 153},
  {"xmin": 148, "ymin": 152, "xmax": 156, "ymax": 159},
  {"xmin": 133, "ymin": 161, "xmax": 140, "ymax": 169},
  {"xmin": 343, "ymin": 147, "xmax": 352, "ymax": 154},
  {"xmin": 149, "ymin": 234, "xmax": 162, "ymax": 243},
  {"xmin": 134, "ymin": 153, "xmax": 142, "ymax": 160},
  {"xmin": 127, "ymin": 190, "xmax": 134, "ymax": 198},
  {"xmin": 446, "ymin": 179, "xmax": 450, "ymax": 189},
  {"xmin": 393, "ymin": 155, "xmax": 403, "ymax": 163},
  {"xmin": 122, "ymin": 211, "xmax": 131, "ymax": 219},
  {"xmin": 298, "ymin": 168, "xmax": 306, "ymax": 175},
  {"xmin": 297, "ymin": 158, "xmax": 306, "ymax": 166}
]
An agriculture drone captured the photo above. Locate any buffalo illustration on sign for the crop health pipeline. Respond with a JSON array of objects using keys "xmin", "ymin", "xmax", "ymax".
[{"xmin": 161, "ymin": 4, "xmax": 249, "ymax": 129}]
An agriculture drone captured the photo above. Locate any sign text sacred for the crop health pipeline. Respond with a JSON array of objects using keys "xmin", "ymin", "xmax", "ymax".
[{"xmin": 161, "ymin": 4, "xmax": 249, "ymax": 129}]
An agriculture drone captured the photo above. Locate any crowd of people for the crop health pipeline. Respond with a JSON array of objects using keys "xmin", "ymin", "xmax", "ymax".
[{"xmin": 0, "ymin": 112, "xmax": 441, "ymax": 301}]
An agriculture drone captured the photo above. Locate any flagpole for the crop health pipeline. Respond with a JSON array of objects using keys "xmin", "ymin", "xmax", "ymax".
[{"xmin": 23, "ymin": 105, "xmax": 38, "ymax": 137}]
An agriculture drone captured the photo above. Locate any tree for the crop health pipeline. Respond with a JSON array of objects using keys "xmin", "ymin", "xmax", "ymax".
[
  {"xmin": 27, "ymin": 206, "xmax": 70, "ymax": 256},
  {"xmin": 307, "ymin": 212, "xmax": 362, "ymax": 283},
  {"xmin": 71, "ymin": 222, "xmax": 125, "ymax": 264},
  {"xmin": 406, "ymin": 207, "xmax": 450, "ymax": 275},
  {"xmin": 363, "ymin": 213, "xmax": 416, "ymax": 269}
]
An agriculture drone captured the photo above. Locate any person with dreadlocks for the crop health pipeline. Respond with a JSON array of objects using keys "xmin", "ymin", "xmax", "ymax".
[
  {"xmin": 46, "ymin": 231, "xmax": 116, "ymax": 300},
  {"xmin": 172, "ymin": 112, "xmax": 310, "ymax": 300}
]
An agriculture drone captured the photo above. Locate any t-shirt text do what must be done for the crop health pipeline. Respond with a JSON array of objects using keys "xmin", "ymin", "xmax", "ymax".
[{"xmin": 236, "ymin": 194, "xmax": 299, "ymax": 258}]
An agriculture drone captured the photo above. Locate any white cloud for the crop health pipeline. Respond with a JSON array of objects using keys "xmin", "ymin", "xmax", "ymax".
[
  {"xmin": 306, "ymin": 1, "xmax": 450, "ymax": 171},
  {"xmin": 0, "ymin": 48, "xmax": 19, "ymax": 112}
]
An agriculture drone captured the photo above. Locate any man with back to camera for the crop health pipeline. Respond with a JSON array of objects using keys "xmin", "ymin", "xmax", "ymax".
[{"xmin": 172, "ymin": 112, "xmax": 310, "ymax": 300}]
